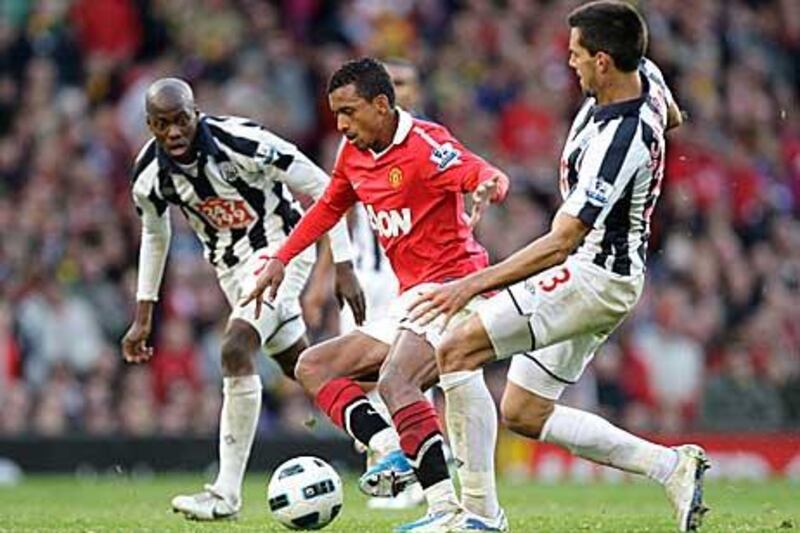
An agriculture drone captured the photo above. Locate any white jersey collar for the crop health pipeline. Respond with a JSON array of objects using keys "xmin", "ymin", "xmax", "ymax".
[{"xmin": 370, "ymin": 107, "xmax": 413, "ymax": 159}]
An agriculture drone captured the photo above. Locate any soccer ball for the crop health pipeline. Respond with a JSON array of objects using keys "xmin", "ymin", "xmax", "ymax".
[{"xmin": 267, "ymin": 456, "xmax": 343, "ymax": 530}]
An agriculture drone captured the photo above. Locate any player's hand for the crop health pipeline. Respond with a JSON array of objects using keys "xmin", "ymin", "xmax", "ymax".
[
  {"xmin": 407, "ymin": 279, "xmax": 476, "ymax": 332},
  {"xmin": 334, "ymin": 261, "xmax": 367, "ymax": 326},
  {"xmin": 241, "ymin": 256, "xmax": 286, "ymax": 319},
  {"xmin": 121, "ymin": 321, "xmax": 153, "ymax": 364},
  {"xmin": 469, "ymin": 175, "xmax": 500, "ymax": 228}
]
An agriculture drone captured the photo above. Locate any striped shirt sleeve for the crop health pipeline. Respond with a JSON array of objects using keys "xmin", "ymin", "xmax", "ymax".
[
  {"xmin": 559, "ymin": 115, "xmax": 645, "ymax": 228},
  {"xmin": 132, "ymin": 165, "xmax": 171, "ymax": 301}
]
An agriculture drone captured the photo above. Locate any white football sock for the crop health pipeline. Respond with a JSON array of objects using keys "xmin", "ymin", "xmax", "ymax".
[
  {"xmin": 424, "ymin": 478, "xmax": 460, "ymax": 513},
  {"xmin": 439, "ymin": 369, "xmax": 500, "ymax": 518},
  {"xmin": 211, "ymin": 375, "xmax": 262, "ymax": 505},
  {"xmin": 369, "ymin": 427, "xmax": 401, "ymax": 457},
  {"xmin": 541, "ymin": 404, "xmax": 678, "ymax": 484}
]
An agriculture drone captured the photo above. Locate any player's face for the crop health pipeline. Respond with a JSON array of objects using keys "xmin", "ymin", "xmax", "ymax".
[
  {"xmin": 386, "ymin": 64, "xmax": 420, "ymax": 112},
  {"xmin": 147, "ymin": 104, "xmax": 199, "ymax": 162},
  {"xmin": 329, "ymin": 84, "xmax": 390, "ymax": 152},
  {"xmin": 568, "ymin": 28, "xmax": 598, "ymax": 95}
]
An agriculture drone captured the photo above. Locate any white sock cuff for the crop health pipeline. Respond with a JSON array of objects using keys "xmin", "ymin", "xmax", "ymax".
[
  {"xmin": 539, "ymin": 403, "xmax": 568, "ymax": 443},
  {"xmin": 438, "ymin": 369, "xmax": 482, "ymax": 392},
  {"xmin": 223, "ymin": 375, "xmax": 262, "ymax": 395}
]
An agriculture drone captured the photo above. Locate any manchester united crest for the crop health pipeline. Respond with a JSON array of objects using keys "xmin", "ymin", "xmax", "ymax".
[{"xmin": 388, "ymin": 166, "xmax": 403, "ymax": 188}]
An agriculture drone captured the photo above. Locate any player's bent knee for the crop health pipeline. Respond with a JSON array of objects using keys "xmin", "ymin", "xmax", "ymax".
[
  {"xmin": 294, "ymin": 347, "xmax": 329, "ymax": 394},
  {"xmin": 220, "ymin": 323, "xmax": 260, "ymax": 377},
  {"xmin": 500, "ymin": 387, "xmax": 555, "ymax": 440},
  {"xmin": 438, "ymin": 316, "xmax": 492, "ymax": 374}
]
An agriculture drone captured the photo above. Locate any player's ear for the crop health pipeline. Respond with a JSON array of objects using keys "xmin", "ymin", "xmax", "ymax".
[
  {"xmin": 596, "ymin": 51, "xmax": 612, "ymax": 73},
  {"xmin": 373, "ymin": 94, "xmax": 392, "ymax": 115}
]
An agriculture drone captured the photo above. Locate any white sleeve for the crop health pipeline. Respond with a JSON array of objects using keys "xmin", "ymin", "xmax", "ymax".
[
  {"xmin": 559, "ymin": 116, "xmax": 645, "ymax": 228},
  {"xmin": 134, "ymin": 187, "xmax": 171, "ymax": 301}
]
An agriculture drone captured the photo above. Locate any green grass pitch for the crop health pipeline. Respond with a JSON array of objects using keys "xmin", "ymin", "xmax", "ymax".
[{"xmin": 0, "ymin": 474, "xmax": 796, "ymax": 531}]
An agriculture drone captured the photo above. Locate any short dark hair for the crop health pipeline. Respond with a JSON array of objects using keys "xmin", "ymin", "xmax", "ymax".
[
  {"xmin": 567, "ymin": 1, "xmax": 647, "ymax": 72},
  {"xmin": 328, "ymin": 57, "xmax": 395, "ymax": 107}
]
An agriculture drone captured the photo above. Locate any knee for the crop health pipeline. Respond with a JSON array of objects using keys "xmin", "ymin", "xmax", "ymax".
[
  {"xmin": 294, "ymin": 347, "xmax": 327, "ymax": 393},
  {"xmin": 437, "ymin": 331, "xmax": 467, "ymax": 374},
  {"xmin": 221, "ymin": 329, "xmax": 258, "ymax": 376},
  {"xmin": 500, "ymin": 394, "xmax": 554, "ymax": 440},
  {"xmin": 437, "ymin": 320, "xmax": 484, "ymax": 374}
]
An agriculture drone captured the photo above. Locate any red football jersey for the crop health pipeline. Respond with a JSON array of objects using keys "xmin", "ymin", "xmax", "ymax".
[{"xmin": 275, "ymin": 110, "xmax": 508, "ymax": 292}]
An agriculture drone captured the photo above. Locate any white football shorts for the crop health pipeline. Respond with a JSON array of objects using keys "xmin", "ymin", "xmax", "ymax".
[
  {"xmin": 219, "ymin": 245, "xmax": 315, "ymax": 354},
  {"xmin": 358, "ymin": 282, "xmax": 483, "ymax": 349},
  {"xmin": 477, "ymin": 257, "xmax": 643, "ymax": 400}
]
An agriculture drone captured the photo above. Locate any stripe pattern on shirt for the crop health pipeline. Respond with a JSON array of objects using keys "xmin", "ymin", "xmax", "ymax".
[
  {"xmin": 131, "ymin": 115, "xmax": 304, "ymax": 271},
  {"xmin": 558, "ymin": 71, "xmax": 668, "ymax": 276}
]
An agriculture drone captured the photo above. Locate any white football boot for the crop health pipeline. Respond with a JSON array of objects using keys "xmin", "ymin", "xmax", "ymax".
[
  {"xmin": 443, "ymin": 507, "xmax": 508, "ymax": 532},
  {"xmin": 394, "ymin": 503, "xmax": 463, "ymax": 532},
  {"xmin": 171, "ymin": 484, "xmax": 239, "ymax": 521},
  {"xmin": 664, "ymin": 445, "xmax": 710, "ymax": 531}
]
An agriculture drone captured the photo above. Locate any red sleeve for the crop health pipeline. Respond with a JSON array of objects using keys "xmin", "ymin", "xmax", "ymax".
[
  {"xmin": 425, "ymin": 126, "xmax": 509, "ymax": 203},
  {"xmin": 275, "ymin": 167, "xmax": 358, "ymax": 264}
]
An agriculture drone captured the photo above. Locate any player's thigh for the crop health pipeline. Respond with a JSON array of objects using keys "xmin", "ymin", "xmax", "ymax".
[
  {"xmin": 223, "ymin": 254, "xmax": 310, "ymax": 353},
  {"xmin": 506, "ymin": 331, "xmax": 605, "ymax": 402},
  {"xmin": 380, "ymin": 330, "xmax": 438, "ymax": 391},
  {"xmin": 295, "ymin": 331, "xmax": 389, "ymax": 391},
  {"xmin": 477, "ymin": 259, "xmax": 639, "ymax": 358}
]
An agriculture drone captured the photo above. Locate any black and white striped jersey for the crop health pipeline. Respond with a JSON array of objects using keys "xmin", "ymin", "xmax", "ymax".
[
  {"xmin": 131, "ymin": 114, "xmax": 351, "ymax": 300},
  {"xmin": 558, "ymin": 59, "xmax": 674, "ymax": 276}
]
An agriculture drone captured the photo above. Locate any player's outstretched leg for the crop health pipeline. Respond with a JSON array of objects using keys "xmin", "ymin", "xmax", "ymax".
[
  {"xmin": 503, "ymin": 388, "xmax": 709, "ymax": 532},
  {"xmin": 172, "ymin": 320, "xmax": 264, "ymax": 520}
]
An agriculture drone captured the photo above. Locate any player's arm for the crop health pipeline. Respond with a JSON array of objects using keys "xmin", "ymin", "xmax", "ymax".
[
  {"xmin": 641, "ymin": 57, "xmax": 684, "ymax": 131},
  {"xmin": 425, "ymin": 127, "xmax": 510, "ymax": 225},
  {"xmin": 410, "ymin": 119, "xmax": 644, "ymax": 327},
  {"xmin": 276, "ymin": 146, "xmax": 366, "ymax": 323},
  {"xmin": 122, "ymin": 185, "xmax": 171, "ymax": 363},
  {"xmin": 242, "ymin": 169, "xmax": 359, "ymax": 318},
  {"xmin": 276, "ymin": 145, "xmax": 355, "ymax": 265}
]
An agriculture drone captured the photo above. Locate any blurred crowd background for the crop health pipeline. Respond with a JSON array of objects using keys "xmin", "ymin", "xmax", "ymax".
[{"xmin": 0, "ymin": 0, "xmax": 798, "ymax": 439}]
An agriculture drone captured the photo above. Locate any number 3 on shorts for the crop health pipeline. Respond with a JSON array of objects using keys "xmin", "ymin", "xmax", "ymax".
[{"xmin": 538, "ymin": 267, "xmax": 571, "ymax": 293}]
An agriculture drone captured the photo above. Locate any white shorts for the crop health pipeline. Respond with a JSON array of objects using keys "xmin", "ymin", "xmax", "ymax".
[
  {"xmin": 219, "ymin": 246, "xmax": 315, "ymax": 354},
  {"xmin": 357, "ymin": 283, "xmax": 482, "ymax": 349},
  {"xmin": 340, "ymin": 267, "xmax": 399, "ymax": 334},
  {"xmin": 477, "ymin": 257, "xmax": 643, "ymax": 400}
]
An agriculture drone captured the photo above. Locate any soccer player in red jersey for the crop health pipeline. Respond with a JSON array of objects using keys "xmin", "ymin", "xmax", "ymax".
[{"xmin": 243, "ymin": 58, "xmax": 509, "ymax": 531}]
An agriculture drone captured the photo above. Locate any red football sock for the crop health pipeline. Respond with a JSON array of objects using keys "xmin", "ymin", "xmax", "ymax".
[{"xmin": 315, "ymin": 378, "xmax": 390, "ymax": 445}]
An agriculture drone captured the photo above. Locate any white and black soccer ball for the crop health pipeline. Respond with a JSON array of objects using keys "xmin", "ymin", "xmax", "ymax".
[{"xmin": 267, "ymin": 456, "xmax": 343, "ymax": 530}]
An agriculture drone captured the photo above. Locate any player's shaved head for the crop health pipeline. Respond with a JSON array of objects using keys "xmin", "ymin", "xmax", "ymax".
[
  {"xmin": 144, "ymin": 77, "xmax": 199, "ymax": 163},
  {"xmin": 145, "ymin": 77, "xmax": 195, "ymax": 114}
]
